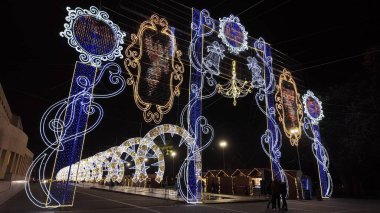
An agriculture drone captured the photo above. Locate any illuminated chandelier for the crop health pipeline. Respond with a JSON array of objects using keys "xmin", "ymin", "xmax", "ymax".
[{"xmin": 217, "ymin": 60, "xmax": 253, "ymax": 106}]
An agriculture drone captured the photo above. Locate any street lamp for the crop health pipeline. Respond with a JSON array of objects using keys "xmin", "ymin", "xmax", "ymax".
[
  {"xmin": 219, "ymin": 141, "xmax": 227, "ymax": 169},
  {"xmin": 171, "ymin": 151, "xmax": 176, "ymax": 179}
]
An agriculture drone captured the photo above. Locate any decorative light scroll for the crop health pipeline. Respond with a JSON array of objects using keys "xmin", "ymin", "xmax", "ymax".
[
  {"xmin": 60, "ymin": 6, "xmax": 126, "ymax": 67},
  {"xmin": 275, "ymin": 68, "xmax": 303, "ymax": 146},
  {"xmin": 217, "ymin": 60, "xmax": 253, "ymax": 106},
  {"xmin": 24, "ymin": 61, "xmax": 126, "ymax": 208},
  {"xmin": 218, "ymin": 15, "xmax": 248, "ymax": 55},
  {"xmin": 124, "ymin": 14, "xmax": 184, "ymax": 124}
]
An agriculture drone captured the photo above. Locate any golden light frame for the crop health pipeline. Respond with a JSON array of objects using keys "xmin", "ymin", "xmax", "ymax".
[
  {"xmin": 275, "ymin": 68, "xmax": 303, "ymax": 146},
  {"xmin": 124, "ymin": 14, "xmax": 184, "ymax": 124}
]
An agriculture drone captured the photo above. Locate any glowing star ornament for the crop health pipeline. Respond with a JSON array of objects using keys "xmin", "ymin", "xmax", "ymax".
[
  {"xmin": 124, "ymin": 14, "xmax": 184, "ymax": 124},
  {"xmin": 60, "ymin": 6, "xmax": 126, "ymax": 67},
  {"xmin": 302, "ymin": 90, "xmax": 324, "ymax": 125},
  {"xmin": 217, "ymin": 60, "xmax": 253, "ymax": 106},
  {"xmin": 275, "ymin": 68, "xmax": 303, "ymax": 146},
  {"xmin": 218, "ymin": 15, "xmax": 248, "ymax": 55}
]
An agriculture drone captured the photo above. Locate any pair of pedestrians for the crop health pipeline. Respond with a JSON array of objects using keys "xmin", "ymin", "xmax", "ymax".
[{"xmin": 266, "ymin": 180, "xmax": 288, "ymax": 211}]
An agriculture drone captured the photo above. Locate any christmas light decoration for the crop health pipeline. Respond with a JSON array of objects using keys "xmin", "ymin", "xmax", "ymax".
[
  {"xmin": 124, "ymin": 14, "xmax": 184, "ymax": 124},
  {"xmin": 302, "ymin": 90, "xmax": 324, "ymax": 125},
  {"xmin": 275, "ymin": 68, "xmax": 303, "ymax": 146},
  {"xmin": 60, "ymin": 6, "xmax": 126, "ymax": 67},
  {"xmin": 218, "ymin": 15, "xmax": 248, "ymax": 55},
  {"xmin": 25, "ymin": 62, "xmax": 126, "ymax": 208},
  {"xmin": 189, "ymin": 9, "xmax": 288, "ymax": 200},
  {"xmin": 302, "ymin": 90, "xmax": 332, "ymax": 198},
  {"xmin": 54, "ymin": 124, "xmax": 203, "ymax": 200},
  {"xmin": 204, "ymin": 41, "xmax": 225, "ymax": 76},
  {"xmin": 252, "ymin": 37, "xmax": 288, "ymax": 187},
  {"xmin": 217, "ymin": 60, "xmax": 253, "ymax": 106}
]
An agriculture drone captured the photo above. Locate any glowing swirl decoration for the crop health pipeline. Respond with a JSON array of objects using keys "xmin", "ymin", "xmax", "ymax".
[
  {"xmin": 302, "ymin": 90, "xmax": 324, "ymax": 125},
  {"xmin": 218, "ymin": 15, "xmax": 248, "ymax": 55},
  {"xmin": 302, "ymin": 91, "xmax": 332, "ymax": 198},
  {"xmin": 124, "ymin": 14, "xmax": 184, "ymax": 124},
  {"xmin": 25, "ymin": 62, "xmax": 126, "ymax": 208},
  {"xmin": 60, "ymin": 6, "xmax": 126, "ymax": 67},
  {"xmin": 275, "ymin": 68, "xmax": 303, "ymax": 146},
  {"xmin": 217, "ymin": 60, "xmax": 253, "ymax": 106}
]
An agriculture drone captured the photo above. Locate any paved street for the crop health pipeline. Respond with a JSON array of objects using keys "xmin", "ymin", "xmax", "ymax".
[{"xmin": 1, "ymin": 187, "xmax": 379, "ymax": 213}]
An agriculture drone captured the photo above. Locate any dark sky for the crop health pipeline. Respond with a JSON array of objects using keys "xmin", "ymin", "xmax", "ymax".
[{"xmin": 3, "ymin": 0, "xmax": 379, "ymax": 177}]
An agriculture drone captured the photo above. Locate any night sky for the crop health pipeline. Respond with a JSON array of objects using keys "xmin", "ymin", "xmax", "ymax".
[{"xmin": 3, "ymin": 0, "xmax": 379, "ymax": 194}]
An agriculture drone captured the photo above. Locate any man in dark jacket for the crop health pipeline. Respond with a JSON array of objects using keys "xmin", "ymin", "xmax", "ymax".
[
  {"xmin": 280, "ymin": 181, "xmax": 288, "ymax": 211},
  {"xmin": 271, "ymin": 180, "xmax": 281, "ymax": 210},
  {"xmin": 266, "ymin": 180, "xmax": 272, "ymax": 209}
]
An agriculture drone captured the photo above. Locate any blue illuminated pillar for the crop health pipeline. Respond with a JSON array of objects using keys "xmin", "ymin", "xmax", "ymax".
[
  {"xmin": 188, "ymin": 8, "xmax": 203, "ymax": 203},
  {"xmin": 312, "ymin": 124, "xmax": 331, "ymax": 198},
  {"xmin": 46, "ymin": 62, "xmax": 97, "ymax": 207},
  {"xmin": 263, "ymin": 44, "xmax": 283, "ymax": 182}
]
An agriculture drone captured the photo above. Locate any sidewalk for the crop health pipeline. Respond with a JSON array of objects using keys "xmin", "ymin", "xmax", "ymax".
[{"xmin": 76, "ymin": 183, "xmax": 267, "ymax": 204}]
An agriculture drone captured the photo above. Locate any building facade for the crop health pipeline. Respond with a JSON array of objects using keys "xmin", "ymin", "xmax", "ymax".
[{"xmin": 0, "ymin": 84, "xmax": 33, "ymax": 180}]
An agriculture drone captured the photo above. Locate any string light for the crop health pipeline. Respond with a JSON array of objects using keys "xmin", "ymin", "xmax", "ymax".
[
  {"xmin": 275, "ymin": 68, "xmax": 303, "ymax": 146},
  {"xmin": 124, "ymin": 14, "xmax": 185, "ymax": 124}
]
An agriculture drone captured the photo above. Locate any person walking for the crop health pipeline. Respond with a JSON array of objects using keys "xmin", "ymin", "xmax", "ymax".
[
  {"xmin": 109, "ymin": 179, "xmax": 114, "ymax": 190},
  {"xmin": 211, "ymin": 181, "xmax": 216, "ymax": 194},
  {"xmin": 266, "ymin": 180, "xmax": 272, "ymax": 209},
  {"xmin": 271, "ymin": 180, "xmax": 281, "ymax": 211},
  {"xmin": 280, "ymin": 181, "xmax": 288, "ymax": 211}
]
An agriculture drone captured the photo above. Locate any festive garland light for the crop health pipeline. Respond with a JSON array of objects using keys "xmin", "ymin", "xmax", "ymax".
[
  {"xmin": 60, "ymin": 6, "xmax": 126, "ymax": 67},
  {"xmin": 218, "ymin": 15, "xmax": 248, "ymax": 55},
  {"xmin": 124, "ymin": 14, "xmax": 184, "ymax": 124},
  {"xmin": 275, "ymin": 68, "xmax": 303, "ymax": 146},
  {"xmin": 217, "ymin": 60, "xmax": 253, "ymax": 106}
]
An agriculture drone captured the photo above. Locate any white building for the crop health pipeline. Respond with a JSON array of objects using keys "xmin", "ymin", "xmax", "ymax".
[{"xmin": 0, "ymin": 84, "xmax": 33, "ymax": 180}]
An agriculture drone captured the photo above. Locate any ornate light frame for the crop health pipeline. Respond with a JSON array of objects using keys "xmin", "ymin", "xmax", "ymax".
[
  {"xmin": 275, "ymin": 68, "xmax": 303, "ymax": 146},
  {"xmin": 218, "ymin": 15, "xmax": 248, "ymax": 55},
  {"xmin": 60, "ymin": 6, "xmax": 126, "ymax": 67},
  {"xmin": 302, "ymin": 90, "xmax": 324, "ymax": 125},
  {"xmin": 124, "ymin": 14, "xmax": 184, "ymax": 124}
]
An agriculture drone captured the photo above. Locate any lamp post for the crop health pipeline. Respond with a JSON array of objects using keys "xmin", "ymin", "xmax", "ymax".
[
  {"xmin": 219, "ymin": 141, "xmax": 227, "ymax": 169},
  {"xmin": 171, "ymin": 151, "xmax": 176, "ymax": 178}
]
